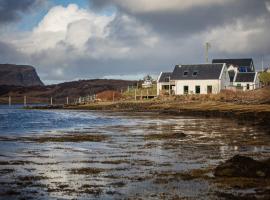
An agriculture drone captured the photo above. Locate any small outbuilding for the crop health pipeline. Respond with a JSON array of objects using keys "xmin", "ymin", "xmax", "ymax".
[
  {"xmin": 157, "ymin": 72, "xmax": 174, "ymax": 95},
  {"xmin": 233, "ymin": 72, "xmax": 260, "ymax": 91}
]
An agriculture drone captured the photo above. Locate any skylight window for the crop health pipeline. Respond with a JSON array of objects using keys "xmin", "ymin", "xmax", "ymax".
[
  {"xmin": 183, "ymin": 71, "xmax": 188, "ymax": 76},
  {"xmin": 193, "ymin": 71, "xmax": 198, "ymax": 76}
]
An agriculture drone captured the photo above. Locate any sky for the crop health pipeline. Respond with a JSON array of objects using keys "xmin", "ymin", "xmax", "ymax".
[{"xmin": 0, "ymin": 0, "xmax": 270, "ymax": 84}]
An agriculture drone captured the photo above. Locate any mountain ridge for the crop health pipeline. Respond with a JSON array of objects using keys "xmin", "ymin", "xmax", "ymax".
[{"xmin": 0, "ymin": 64, "xmax": 44, "ymax": 87}]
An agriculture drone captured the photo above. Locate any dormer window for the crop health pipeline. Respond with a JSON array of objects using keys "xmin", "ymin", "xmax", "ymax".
[
  {"xmin": 192, "ymin": 71, "xmax": 198, "ymax": 76},
  {"xmin": 183, "ymin": 71, "xmax": 188, "ymax": 76}
]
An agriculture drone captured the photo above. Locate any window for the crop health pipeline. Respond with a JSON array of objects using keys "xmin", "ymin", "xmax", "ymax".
[
  {"xmin": 247, "ymin": 84, "xmax": 250, "ymax": 90},
  {"xmin": 195, "ymin": 86, "xmax": 200, "ymax": 94},
  {"xmin": 207, "ymin": 85, "xmax": 212, "ymax": 94},
  {"xmin": 162, "ymin": 85, "xmax": 169, "ymax": 90},
  {"xmin": 193, "ymin": 71, "xmax": 198, "ymax": 76},
  {"xmin": 184, "ymin": 86, "xmax": 189, "ymax": 94},
  {"xmin": 183, "ymin": 71, "xmax": 188, "ymax": 76}
]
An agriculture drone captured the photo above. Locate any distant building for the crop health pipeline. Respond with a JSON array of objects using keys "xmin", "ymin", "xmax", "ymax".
[
  {"xmin": 142, "ymin": 75, "xmax": 153, "ymax": 88},
  {"xmin": 157, "ymin": 63, "xmax": 230, "ymax": 95},
  {"xmin": 233, "ymin": 72, "xmax": 260, "ymax": 91},
  {"xmin": 265, "ymin": 68, "xmax": 270, "ymax": 73}
]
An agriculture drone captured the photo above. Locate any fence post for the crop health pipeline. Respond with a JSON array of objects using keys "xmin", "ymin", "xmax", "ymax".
[
  {"xmin": 113, "ymin": 92, "xmax": 115, "ymax": 102},
  {"xmin": 147, "ymin": 89, "xmax": 149, "ymax": 100},
  {"xmin": 50, "ymin": 97, "xmax": 53, "ymax": 105},
  {"xmin": 8, "ymin": 96, "xmax": 11, "ymax": 107},
  {"xmin": 66, "ymin": 97, "xmax": 69, "ymax": 105},
  {"xmin": 141, "ymin": 90, "xmax": 142, "ymax": 100},
  {"xmin": 24, "ymin": 96, "xmax": 27, "ymax": 106},
  {"xmin": 135, "ymin": 89, "xmax": 137, "ymax": 101}
]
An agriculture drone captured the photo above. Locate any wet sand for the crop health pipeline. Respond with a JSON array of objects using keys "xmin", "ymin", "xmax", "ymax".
[{"xmin": 0, "ymin": 111, "xmax": 270, "ymax": 199}]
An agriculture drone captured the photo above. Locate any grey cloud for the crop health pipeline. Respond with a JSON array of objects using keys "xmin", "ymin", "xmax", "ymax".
[
  {"xmin": 0, "ymin": 41, "xmax": 24, "ymax": 63},
  {"xmin": 0, "ymin": 0, "xmax": 44, "ymax": 24},
  {"xmin": 90, "ymin": 0, "xmax": 270, "ymax": 36}
]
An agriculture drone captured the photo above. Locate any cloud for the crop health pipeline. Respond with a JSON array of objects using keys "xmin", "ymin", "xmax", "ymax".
[
  {"xmin": 1, "ymin": 1, "xmax": 270, "ymax": 84},
  {"xmin": 0, "ymin": 0, "xmax": 44, "ymax": 24},
  {"xmin": 97, "ymin": 0, "xmax": 232, "ymax": 13},
  {"xmin": 0, "ymin": 4, "xmax": 161, "ymax": 82}
]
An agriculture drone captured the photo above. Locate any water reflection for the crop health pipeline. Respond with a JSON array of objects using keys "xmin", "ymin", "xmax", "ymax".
[{"xmin": 0, "ymin": 109, "xmax": 269, "ymax": 199}]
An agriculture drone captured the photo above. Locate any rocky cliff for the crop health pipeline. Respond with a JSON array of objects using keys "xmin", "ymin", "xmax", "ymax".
[{"xmin": 0, "ymin": 64, "xmax": 44, "ymax": 86}]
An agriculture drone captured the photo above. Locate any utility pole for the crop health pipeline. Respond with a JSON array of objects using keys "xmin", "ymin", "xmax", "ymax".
[
  {"xmin": 262, "ymin": 56, "xmax": 264, "ymax": 72},
  {"xmin": 168, "ymin": 76, "xmax": 171, "ymax": 96},
  {"xmin": 205, "ymin": 42, "xmax": 211, "ymax": 63},
  {"xmin": 66, "ymin": 97, "xmax": 69, "ymax": 105},
  {"xmin": 50, "ymin": 97, "xmax": 53, "ymax": 105}
]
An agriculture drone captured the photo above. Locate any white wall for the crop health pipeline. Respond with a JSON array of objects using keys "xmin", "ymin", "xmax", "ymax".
[
  {"xmin": 174, "ymin": 79, "xmax": 221, "ymax": 95},
  {"xmin": 157, "ymin": 82, "xmax": 167, "ymax": 95},
  {"xmin": 220, "ymin": 65, "xmax": 231, "ymax": 90},
  {"xmin": 233, "ymin": 82, "xmax": 255, "ymax": 91}
]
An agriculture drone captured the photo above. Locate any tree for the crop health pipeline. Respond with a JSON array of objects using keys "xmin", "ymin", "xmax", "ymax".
[{"xmin": 259, "ymin": 72, "xmax": 270, "ymax": 85}]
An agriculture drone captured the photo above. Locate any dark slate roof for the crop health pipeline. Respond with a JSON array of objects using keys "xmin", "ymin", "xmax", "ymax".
[
  {"xmin": 228, "ymin": 70, "xmax": 235, "ymax": 82},
  {"xmin": 158, "ymin": 72, "xmax": 172, "ymax": 82},
  {"xmin": 171, "ymin": 64, "xmax": 224, "ymax": 80},
  {"xmin": 212, "ymin": 58, "xmax": 253, "ymax": 67},
  {"xmin": 235, "ymin": 72, "xmax": 256, "ymax": 82}
]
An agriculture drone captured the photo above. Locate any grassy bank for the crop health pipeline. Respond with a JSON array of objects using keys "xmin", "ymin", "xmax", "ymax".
[{"xmin": 65, "ymin": 100, "xmax": 270, "ymax": 127}]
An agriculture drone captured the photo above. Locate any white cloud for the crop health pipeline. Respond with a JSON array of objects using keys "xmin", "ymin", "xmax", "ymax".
[
  {"xmin": 0, "ymin": 3, "xmax": 161, "ymax": 81},
  {"xmin": 10, "ymin": 4, "xmax": 114, "ymax": 54}
]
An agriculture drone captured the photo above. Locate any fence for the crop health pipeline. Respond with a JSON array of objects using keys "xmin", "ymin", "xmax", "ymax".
[{"xmin": 0, "ymin": 96, "xmax": 78, "ymax": 106}]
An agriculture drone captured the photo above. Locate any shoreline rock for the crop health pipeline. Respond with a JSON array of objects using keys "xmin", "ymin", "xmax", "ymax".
[{"xmin": 214, "ymin": 155, "xmax": 270, "ymax": 178}]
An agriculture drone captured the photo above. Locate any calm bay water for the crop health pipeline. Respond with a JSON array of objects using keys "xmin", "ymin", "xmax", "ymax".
[{"xmin": 0, "ymin": 105, "xmax": 269, "ymax": 199}]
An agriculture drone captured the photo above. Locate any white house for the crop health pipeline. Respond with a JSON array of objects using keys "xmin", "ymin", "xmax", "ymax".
[
  {"xmin": 212, "ymin": 58, "xmax": 255, "ymax": 85},
  {"xmin": 159, "ymin": 63, "xmax": 230, "ymax": 95},
  {"xmin": 233, "ymin": 72, "xmax": 260, "ymax": 91},
  {"xmin": 142, "ymin": 75, "xmax": 153, "ymax": 88}
]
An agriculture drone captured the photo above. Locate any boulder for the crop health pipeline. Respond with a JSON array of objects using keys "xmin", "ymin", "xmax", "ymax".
[{"xmin": 214, "ymin": 155, "xmax": 270, "ymax": 178}]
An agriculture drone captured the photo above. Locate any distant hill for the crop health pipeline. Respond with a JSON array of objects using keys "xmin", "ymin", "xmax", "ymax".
[
  {"xmin": 0, "ymin": 64, "xmax": 44, "ymax": 87},
  {"xmin": 0, "ymin": 79, "xmax": 137, "ymax": 104}
]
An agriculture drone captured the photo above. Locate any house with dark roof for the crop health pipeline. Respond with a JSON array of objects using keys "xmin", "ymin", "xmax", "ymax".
[
  {"xmin": 157, "ymin": 72, "xmax": 174, "ymax": 95},
  {"xmin": 212, "ymin": 58, "xmax": 255, "ymax": 72},
  {"xmin": 212, "ymin": 58, "xmax": 255, "ymax": 85},
  {"xmin": 157, "ymin": 63, "xmax": 230, "ymax": 95},
  {"xmin": 233, "ymin": 72, "xmax": 260, "ymax": 91}
]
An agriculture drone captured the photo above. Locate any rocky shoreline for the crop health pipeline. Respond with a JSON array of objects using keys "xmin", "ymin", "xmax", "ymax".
[{"xmin": 27, "ymin": 100, "xmax": 270, "ymax": 129}]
